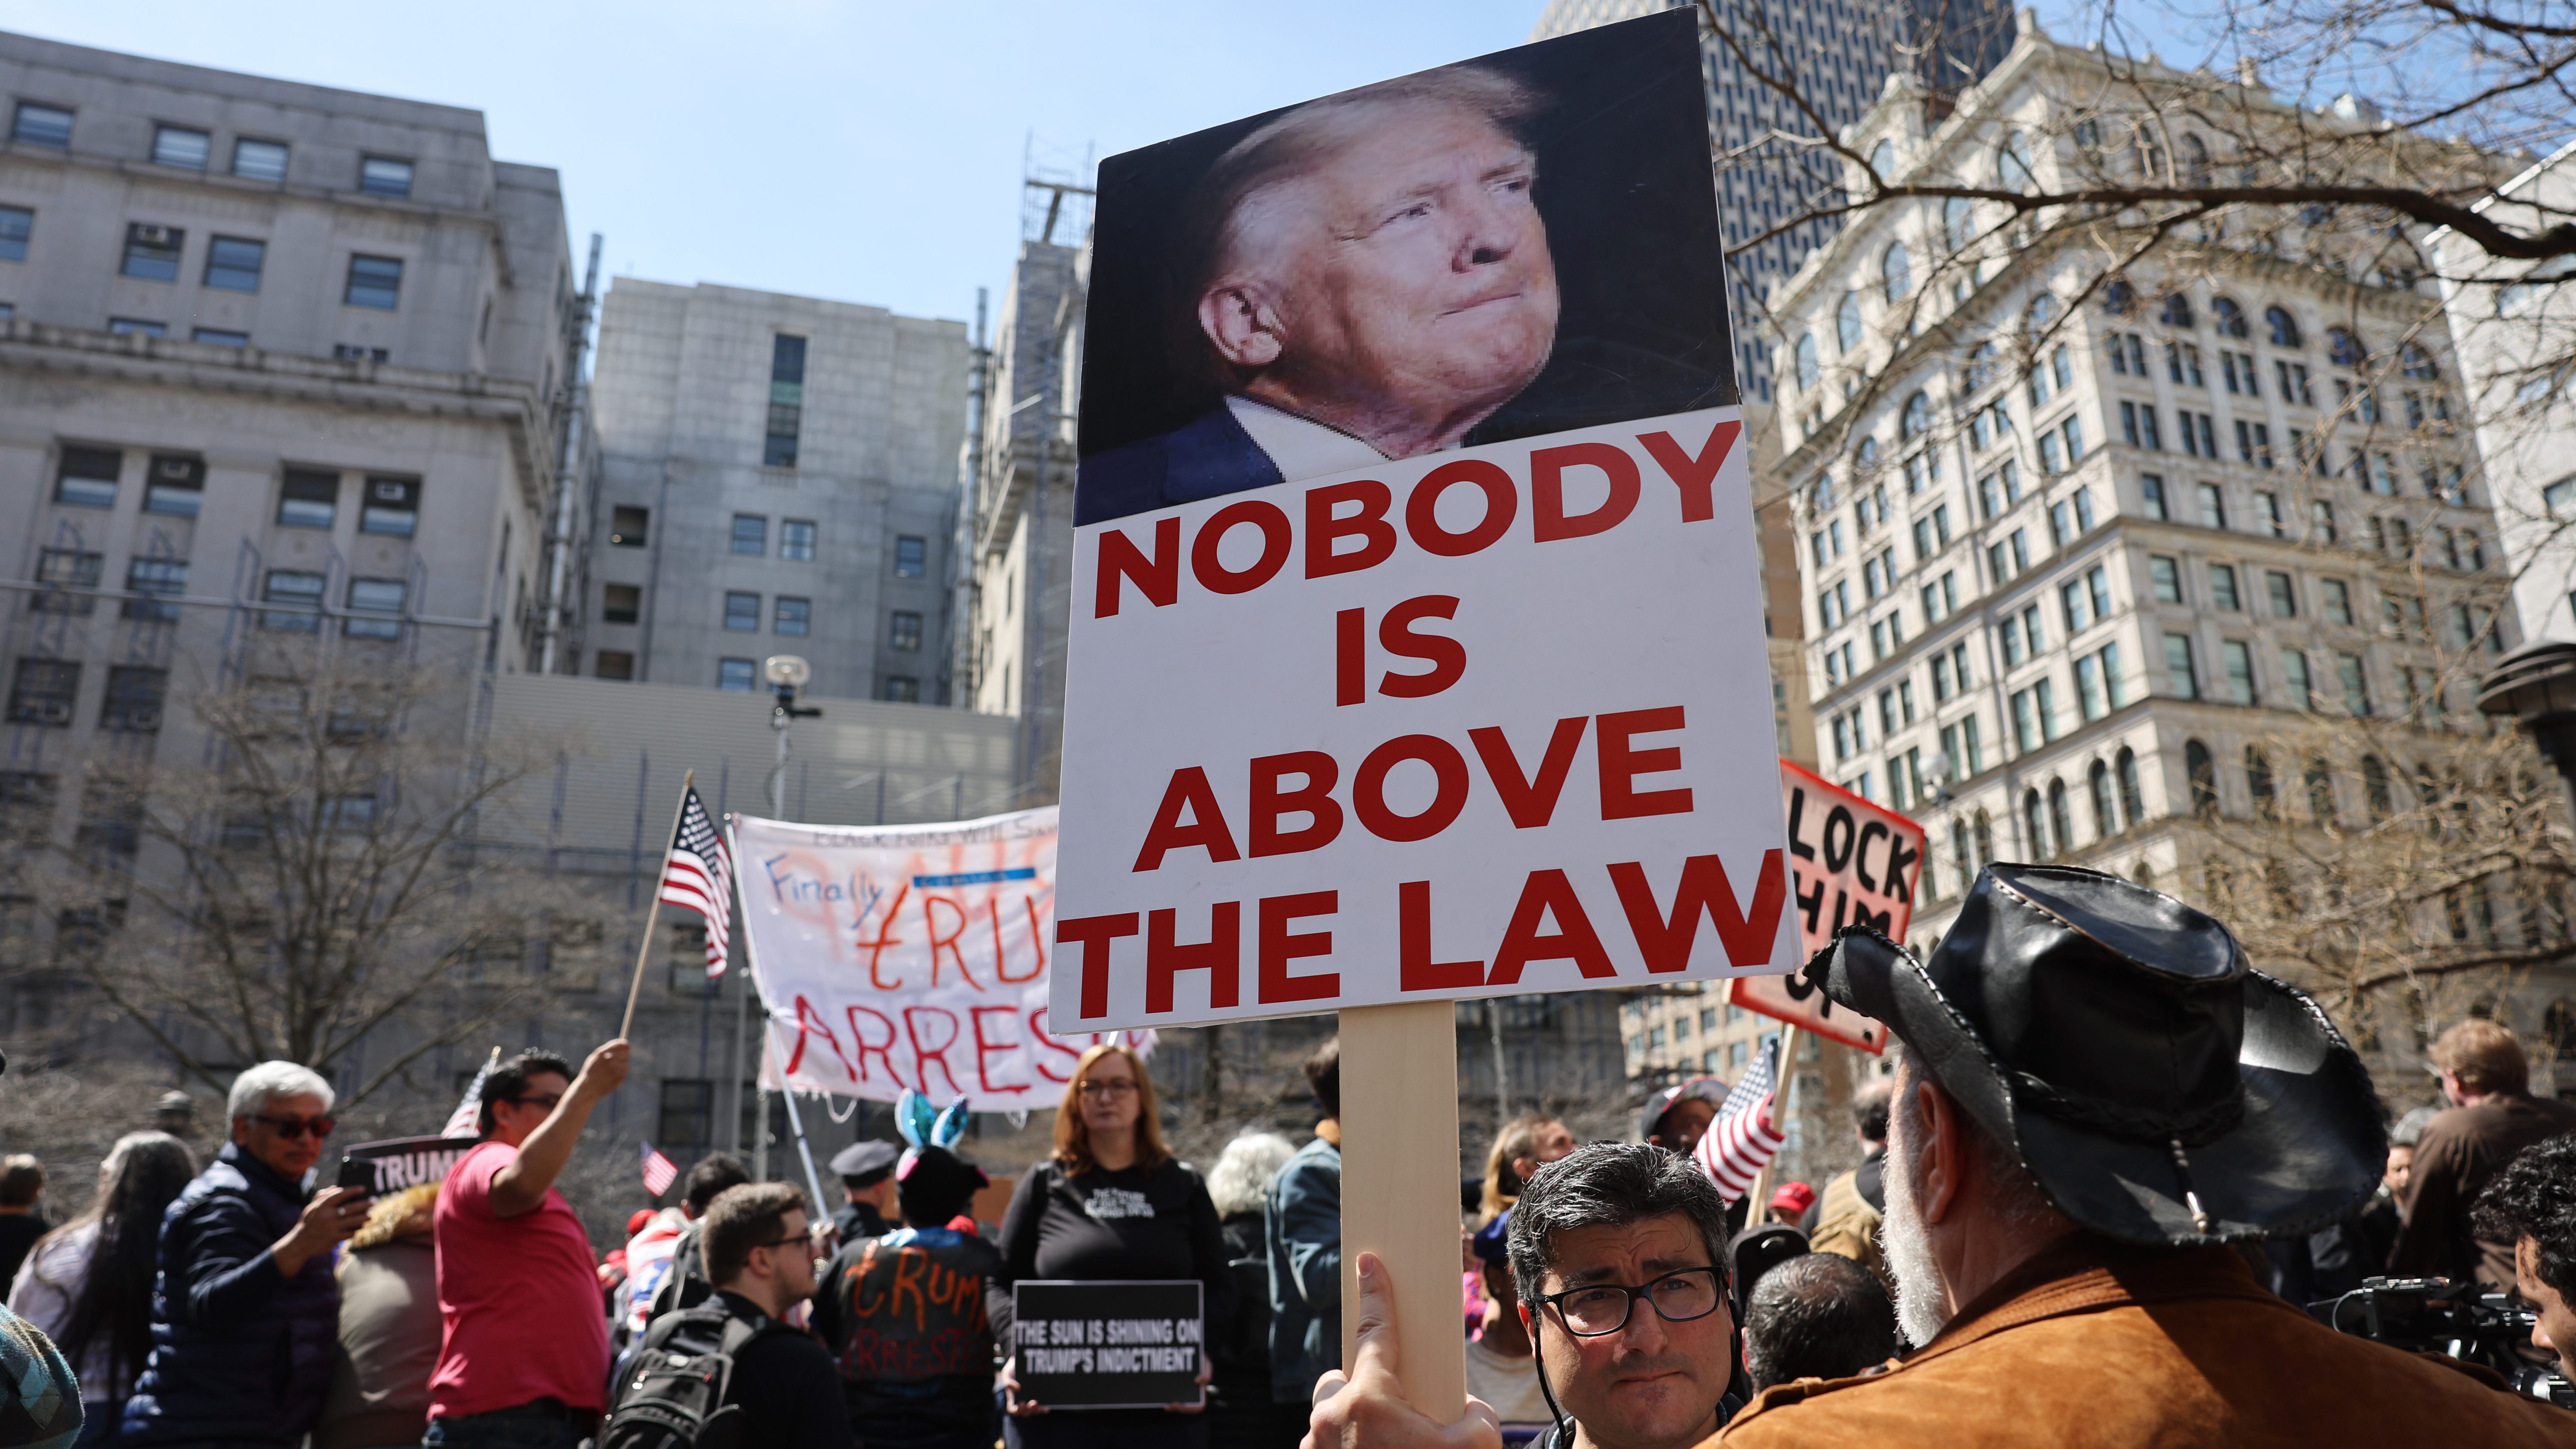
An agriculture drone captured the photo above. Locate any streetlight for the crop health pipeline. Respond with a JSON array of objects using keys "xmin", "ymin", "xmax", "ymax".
[
  {"xmin": 764, "ymin": 655, "xmax": 822, "ymax": 820},
  {"xmin": 2476, "ymin": 640, "xmax": 2576, "ymax": 818}
]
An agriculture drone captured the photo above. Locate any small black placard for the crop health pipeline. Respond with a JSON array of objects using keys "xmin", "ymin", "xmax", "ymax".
[
  {"xmin": 337, "ymin": 1135, "xmax": 480, "ymax": 1197},
  {"xmin": 1012, "ymin": 1279, "xmax": 1204, "ymax": 1409}
]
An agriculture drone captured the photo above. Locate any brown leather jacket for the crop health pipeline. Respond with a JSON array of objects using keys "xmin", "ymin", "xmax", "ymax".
[{"xmin": 1716, "ymin": 1236, "xmax": 2573, "ymax": 1447}]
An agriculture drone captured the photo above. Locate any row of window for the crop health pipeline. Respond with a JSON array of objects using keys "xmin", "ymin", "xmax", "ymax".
[
  {"xmin": 258, "ymin": 571, "xmax": 412, "ymax": 638},
  {"xmin": 2139, "ymin": 471, "xmax": 2483, "ymax": 561},
  {"xmin": 606, "ymin": 504, "xmax": 929, "ymax": 578},
  {"xmin": 707, "ymin": 590, "xmax": 924, "ymax": 652},
  {"xmin": 6, "ymin": 659, "xmax": 166, "ymax": 732},
  {"xmin": 9, "ymin": 102, "xmax": 415, "ymax": 197},
  {"xmin": 50, "ymin": 449, "xmax": 421, "ymax": 535}
]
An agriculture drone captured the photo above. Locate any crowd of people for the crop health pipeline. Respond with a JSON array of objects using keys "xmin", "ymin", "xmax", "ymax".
[{"xmin": 0, "ymin": 867, "xmax": 2572, "ymax": 1447}]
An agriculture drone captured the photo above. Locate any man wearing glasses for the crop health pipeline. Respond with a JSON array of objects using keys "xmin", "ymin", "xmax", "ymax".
[
  {"xmin": 426, "ymin": 1040, "xmax": 631, "ymax": 1449},
  {"xmin": 1504, "ymin": 1143, "xmax": 1743, "ymax": 1449},
  {"xmin": 123, "ymin": 1060, "xmax": 370, "ymax": 1446}
]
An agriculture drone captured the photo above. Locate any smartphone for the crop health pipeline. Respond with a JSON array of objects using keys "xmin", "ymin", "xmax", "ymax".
[{"xmin": 334, "ymin": 1155, "xmax": 378, "ymax": 1197}]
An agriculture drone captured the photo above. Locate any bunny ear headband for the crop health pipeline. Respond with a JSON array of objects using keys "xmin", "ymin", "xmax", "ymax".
[{"xmin": 894, "ymin": 1088, "xmax": 971, "ymax": 1177}]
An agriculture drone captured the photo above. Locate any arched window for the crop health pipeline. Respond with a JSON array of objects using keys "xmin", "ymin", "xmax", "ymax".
[
  {"xmin": 1855, "ymin": 437, "xmax": 1880, "ymax": 471},
  {"xmin": 2103, "ymin": 279, "xmax": 2137, "ymax": 316},
  {"xmin": 2401, "ymin": 343, "xmax": 2439, "ymax": 380},
  {"xmin": 2116, "ymin": 747, "xmax": 2145, "ymax": 824},
  {"xmin": 2024, "ymin": 789, "xmax": 2050, "ymax": 859},
  {"xmin": 2160, "ymin": 293, "xmax": 2193, "ymax": 328},
  {"xmin": 1973, "ymin": 809, "xmax": 1993, "ymax": 865},
  {"xmin": 1883, "ymin": 242, "xmax": 1912, "ymax": 303},
  {"xmin": 2362, "ymin": 756, "xmax": 2391, "ymax": 820},
  {"xmin": 2211, "ymin": 297, "xmax": 2248, "ymax": 338},
  {"xmin": 2328, "ymin": 326, "xmax": 2366, "ymax": 368},
  {"xmin": 2265, "ymin": 305, "xmax": 2302, "ymax": 348},
  {"xmin": 2305, "ymin": 755, "xmax": 2335, "ymax": 823},
  {"xmin": 2185, "ymin": 739, "xmax": 2218, "ymax": 816},
  {"xmin": 1943, "ymin": 195, "xmax": 1975, "ymax": 253},
  {"xmin": 2025, "ymin": 292, "xmax": 2059, "ymax": 341},
  {"xmin": 1900, "ymin": 391, "xmax": 1932, "ymax": 439},
  {"xmin": 1812, "ymin": 474, "xmax": 1838, "ymax": 511},
  {"xmin": 1997, "ymin": 131, "xmax": 2036, "ymax": 192},
  {"xmin": 2090, "ymin": 759, "xmax": 2118, "ymax": 836},
  {"xmin": 1965, "ymin": 341, "xmax": 2000, "ymax": 392},
  {"xmin": 1869, "ymin": 139, "xmax": 1896, "ymax": 179},
  {"xmin": 2245, "ymin": 747, "xmax": 2276, "ymax": 817},
  {"xmin": 1837, "ymin": 292, "xmax": 1864, "ymax": 354},
  {"xmin": 2183, "ymin": 134, "xmax": 2211, "ymax": 187},
  {"xmin": 1795, "ymin": 333, "xmax": 1820, "ymax": 391},
  {"xmin": 2047, "ymin": 779, "xmax": 2074, "ymax": 855}
]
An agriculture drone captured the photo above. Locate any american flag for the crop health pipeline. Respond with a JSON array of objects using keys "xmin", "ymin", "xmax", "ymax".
[
  {"xmin": 658, "ymin": 786, "xmax": 732, "ymax": 978},
  {"xmin": 440, "ymin": 1048, "xmax": 498, "ymax": 1138},
  {"xmin": 639, "ymin": 1141, "xmax": 679, "ymax": 1197},
  {"xmin": 1692, "ymin": 1034, "xmax": 1786, "ymax": 1204}
]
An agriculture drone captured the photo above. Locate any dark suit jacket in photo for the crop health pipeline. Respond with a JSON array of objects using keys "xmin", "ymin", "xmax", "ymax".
[{"xmin": 1074, "ymin": 404, "xmax": 1284, "ymax": 526}]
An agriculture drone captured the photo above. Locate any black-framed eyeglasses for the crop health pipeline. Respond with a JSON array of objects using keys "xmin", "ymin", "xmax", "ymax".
[
  {"xmin": 1531, "ymin": 1267, "xmax": 1725, "ymax": 1337},
  {"xmin": 250, "ymin": 1113, "xmax": 336, "ymax": 1140},
  {"xmin": 1075, "ymin": 1080, "xmax": 1138, "ymax": 1099},
  {"xmin": 506, "ymin": 1093, "xmax": 564, "ymax": 1112}
]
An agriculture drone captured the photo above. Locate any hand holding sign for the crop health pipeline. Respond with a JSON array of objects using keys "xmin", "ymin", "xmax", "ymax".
[{"xmin": 1306, "ymin": 1254, "xmax": 1503, "ymax": 1449}]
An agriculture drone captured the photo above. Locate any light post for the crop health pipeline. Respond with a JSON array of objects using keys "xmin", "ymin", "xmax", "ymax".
[
  {"xmin": 2477, "ymin": 641, "xmax": 2576, "ymax": 823},
  {"xmin": 744, "ymin": 655, "xmax": 820, "ymax": 1180},
  {"xmin": 764, "ymin": 654, "xmax": 822, "ymax": 820}
]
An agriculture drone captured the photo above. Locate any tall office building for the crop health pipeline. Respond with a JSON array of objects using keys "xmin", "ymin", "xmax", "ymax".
[
  {"xmin": 0, "ymin": 30, "xmax": 580, "ymax": 989},
  {"xmin": 1531, "ymin": 0, "xmax": 2011, "ymax": 404},
  {"xmin": 586, "ymin": 281, "xmax": 971, "ymax": 704}
]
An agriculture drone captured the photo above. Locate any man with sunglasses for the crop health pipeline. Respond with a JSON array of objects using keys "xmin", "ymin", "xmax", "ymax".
[
  {"xmin": 123, "ymin": 1060, "xmax": 368, "ymax": 1446},
  {"xmin": 427, "ymin": 1040, "xmax": 630, "ymax": 1449},
  {"xmin": 1505, "ymin": 1144, "xmax": 1742, "ymax": 1449}
]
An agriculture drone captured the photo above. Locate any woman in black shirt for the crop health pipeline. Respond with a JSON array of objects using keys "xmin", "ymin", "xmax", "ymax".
[{"xmin": 989, "ymin": 1043, "xmax": 1231, "ymax": 1449}]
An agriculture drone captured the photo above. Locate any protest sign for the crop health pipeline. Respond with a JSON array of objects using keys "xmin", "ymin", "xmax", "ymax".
[
  {"xmin": 1054, "ymin": 8, "xmax": 1786, "ymax": 1034},
  {"xmin": 1010, "ymin": 1281, "xmax": 1205, "ymax": 1409},
  {"xmin": 729, "ymin": 807, "xmax": 1154, "ymax": 1104},
  {"xmin": 1727, "ymin": 761, "xmax": 1923, "ymax": 1052},
  {"xmin": 336, "ymin": 1135, "xmax": 476, "ymax": 1196},
  {"xmin": 1054, "ymin": 10, "xmax": 1749, "ymax": 1421}
]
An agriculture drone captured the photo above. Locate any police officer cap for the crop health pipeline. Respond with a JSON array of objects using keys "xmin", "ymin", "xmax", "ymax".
[{"xmin": 831, "ymin": 1139, "xmax": 900, "ymax": 1183}]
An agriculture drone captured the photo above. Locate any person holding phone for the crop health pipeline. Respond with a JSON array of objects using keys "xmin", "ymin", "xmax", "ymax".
[
  {"xmin": 988, "ymin": 1045, "xmax": 1231, "ymax": 1449},
  {"xmin": 122, "ymin": 1062, "xmax": 368, "ymax": 1446}
]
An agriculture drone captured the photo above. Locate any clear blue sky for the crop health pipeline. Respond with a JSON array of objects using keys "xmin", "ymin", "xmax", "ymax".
[{"xmin": 11, "ymin": 1, "xmax": 1550, "ymax": 331}]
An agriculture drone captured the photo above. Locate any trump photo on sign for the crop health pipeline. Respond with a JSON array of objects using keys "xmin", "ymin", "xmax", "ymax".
[{"xmin": 1076, "ymin": 9, "xmax": 1734, "ymax": 525}]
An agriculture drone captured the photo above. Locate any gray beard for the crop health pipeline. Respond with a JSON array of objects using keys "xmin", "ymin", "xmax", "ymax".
[{"xmin": 1879, "ymin": 1112, "xmax": 1953, "ymax": 1348}]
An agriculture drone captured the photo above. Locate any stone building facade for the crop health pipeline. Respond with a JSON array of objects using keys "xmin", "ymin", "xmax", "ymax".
[{"xmin": 585, "ymin": 280, "xmax": 971, "ymax": 707}]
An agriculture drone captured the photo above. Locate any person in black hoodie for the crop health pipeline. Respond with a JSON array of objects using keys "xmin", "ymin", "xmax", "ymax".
[
  {"xmin": 990, "ymin": 1044, "xmax": 1231, "ymax": 1449},
  {"xmin": 122, "ymin": 1061, "xmax": 371, "ymax": 1446}
]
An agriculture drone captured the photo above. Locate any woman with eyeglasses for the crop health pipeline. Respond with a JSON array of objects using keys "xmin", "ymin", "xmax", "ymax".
[
  {"xmin": 121, "ymin": 1061, "xmax": 371, "ymax": 1447},
  {"xmin": 987, "ymin": 1044, "xmax": 1232, "ymax": 1449},
  {"xmin": 7, "ymin": 1132, "xmax": 195, "ymax": 1446}
]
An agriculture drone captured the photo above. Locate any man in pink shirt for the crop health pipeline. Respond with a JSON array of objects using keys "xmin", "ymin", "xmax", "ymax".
[{"xmin": 425, "ymin": 1039, "xmax": 629, "ymax": 1448}]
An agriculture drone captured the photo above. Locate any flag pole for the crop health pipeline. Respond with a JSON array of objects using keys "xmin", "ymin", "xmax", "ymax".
[
  {"xmin": 620, "ymin": 768, "xmax": 695, "ymax": 1041},
  {"xmin": 1748, "ymin": 1024, "xmax": 1799, "ymax": 1213}
]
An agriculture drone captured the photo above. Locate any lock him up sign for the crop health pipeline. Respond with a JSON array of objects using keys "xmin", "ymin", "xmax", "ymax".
[{"xmin": 1726, "ymin": 761, "xmax": 1924, "ymax": 1053}]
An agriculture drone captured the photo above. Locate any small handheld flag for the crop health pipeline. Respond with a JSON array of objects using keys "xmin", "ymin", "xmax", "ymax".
[
  {"xmin": 440, "ymin": 1048, "xmax": 499, "ymax": 1139},
  {"xmin": 658, "ymin": 786, "xmax": 733, "ymax": 979},
  {"xmin": 1692, "ymin": 1034, "xmax": 1786, "ymax": 1204},
  {"xmin": 640, "ymin": 1141, "xmax": 679, "ymax": 1198}
]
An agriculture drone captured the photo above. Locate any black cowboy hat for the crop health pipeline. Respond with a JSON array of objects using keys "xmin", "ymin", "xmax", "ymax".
[{"xmin": 1803, "ymin": 862, "xmax": 2383, "ymax": 1246}]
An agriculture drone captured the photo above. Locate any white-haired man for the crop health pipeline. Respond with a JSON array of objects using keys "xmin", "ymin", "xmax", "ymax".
[
  {"xmin": 122, "ymin": 1060, "xmax": 369, "ymax": 1446},
  {"xmin": 1076, "ymin": 64, "xmax": 1560, "ymax": 524}
]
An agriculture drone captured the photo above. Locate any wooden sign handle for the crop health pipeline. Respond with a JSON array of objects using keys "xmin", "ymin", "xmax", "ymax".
[{"xmin": 1338, "ymin": 1001, "xmax": 1466, "ymax": 1424}]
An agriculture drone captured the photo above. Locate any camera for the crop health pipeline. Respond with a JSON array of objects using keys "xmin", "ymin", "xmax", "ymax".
[{"xmin": 2314, "ymin": 1276, "xmax": 2573, "ymax": 1408}]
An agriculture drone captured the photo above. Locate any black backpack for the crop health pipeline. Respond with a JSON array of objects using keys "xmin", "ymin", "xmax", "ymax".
[{"xmin": 600, "ymin": 1299, "xmax": 789, "ymax": 1449}]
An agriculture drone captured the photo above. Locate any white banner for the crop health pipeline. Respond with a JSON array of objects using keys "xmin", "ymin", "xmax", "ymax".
[
  {"xmin": 732, "ymin": 808, "xmax": 1153, "ymax": 1106},
  {"xmin": 1054, "ymin": 409, "xmax": 1797, "ymax": 1031}
]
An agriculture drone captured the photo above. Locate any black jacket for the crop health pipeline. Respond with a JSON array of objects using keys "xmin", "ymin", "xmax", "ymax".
[{"xmin": 121, "ymin": 1144, "xmax": 338, "ymax": 1445}]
